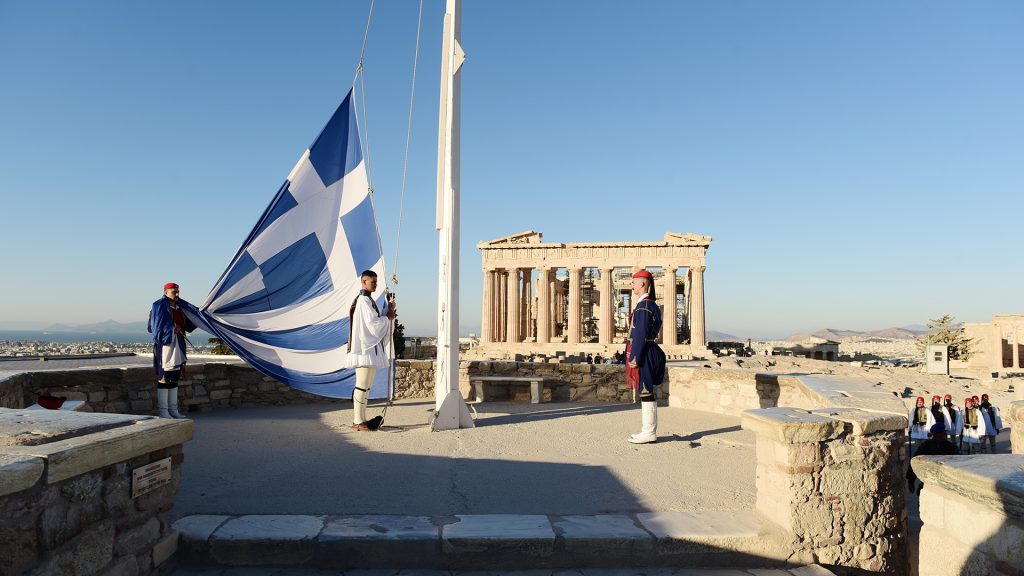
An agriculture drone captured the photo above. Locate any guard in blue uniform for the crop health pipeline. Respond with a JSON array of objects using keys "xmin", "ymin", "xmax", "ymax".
[
  {"xmin": 148, "ymin": 282, "xmax": 196, "ymax": 419},
  {"xmin": 626, "ymin": 270, "xmax": 666, "ymax": 444}
]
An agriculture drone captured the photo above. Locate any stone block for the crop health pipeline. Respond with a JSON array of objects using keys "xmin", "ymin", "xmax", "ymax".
[
  {"xmin": 174, "ymin": 515, "xmax": 231, "ymax": 556},
  {"xmin": 742, "ymin": 408, "xmax": 841, "ymax": 444},
  {"xmin": 315, "ymin": 515, "xmax": 438, "ymax": 568},
  {"xmin": 71, "ymin": 520, "xmax": 115, "ymax": 576},
  {"xmin": 0, "ymin": 514, "xmax": 40, "ymax": 575},
  {"xmin": 4, "ymin": 418, "xmax": 192, "ymax": 484},
  {"xmin": 919, "ymin": 489, "xmax": 944, "ymax": 529},
  {"xmin": 442, "ymin": 514, "xmax": 554, "ymax": 558},
  {"xmin": 0, "ymin": 454, "xmax": 44, "ymax": 496},
  {"xmin": 114, "ymin": 517, "xmax": 160, "ymax": 557},
  {"xmin": 636, "ymin": 511, "xmax": 761, "ymax": 539},
  {"xmin": 102, "ymin": 556, "xmax": 139, "ymax": 576},
  {"xmin": 810, "ymin": 407, "xmax": 906, "ymax": 436},
  {"xmin": 209, "ymin": 390, "xmax": 232, "ymax": 401},
  {"xmin": 152, "ymin": 530, "xmax": 179, "ymax": 567},
  {"xmin": 210, "ymin": 515, "xmax": 324, "ymax": 565},
  {"xmin": 552, "ymin": 514, "xmax": 654, "ymax": 561}
]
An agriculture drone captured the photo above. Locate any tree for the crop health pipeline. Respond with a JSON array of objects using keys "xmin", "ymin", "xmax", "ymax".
[
  {"xmin": 393, "ymin": 323, "xmax": 406, "ymax": 359},
  {"xmin": 208, "ymin": 337, "xmax": 232, "ymax": 355},
  {"xmin": 916, "ymin": 315, "xmax": 976, "ymax": 360}
]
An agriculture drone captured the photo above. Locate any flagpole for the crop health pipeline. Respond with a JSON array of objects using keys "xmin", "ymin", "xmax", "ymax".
[{"xmin": 433, "ymin": 0, "xmax": 473, "ymax": 430}]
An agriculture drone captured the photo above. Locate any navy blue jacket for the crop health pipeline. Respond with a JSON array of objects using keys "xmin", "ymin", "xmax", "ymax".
[
  {"xmin": 148, "ymin": 297, "xmax": 197, "ymax": 376},
  {"xmin": 627, "ymin": 297, "xmax": 667, "ymax": 394}
]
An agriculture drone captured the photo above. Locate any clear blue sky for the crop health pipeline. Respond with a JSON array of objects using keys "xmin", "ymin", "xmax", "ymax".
[{"xmin": 1, "ymin": 1, "xmax": 1021, "ymax": 339}]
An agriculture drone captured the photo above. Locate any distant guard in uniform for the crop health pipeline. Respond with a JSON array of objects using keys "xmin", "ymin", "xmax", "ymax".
[
  {"xmin": 148, "ymin": 282, "xmax": 196, "ymax": 419},
  {"xmin": 961, "ymin": 396, "xmax": 989, "ymax": 454},
  {"xmin": 625, "ymin": 270, "xmax": 666, "ymax": 444},
  {"xmin": 343, "ymin": 270, "xmax": 396, "ymax": 431},
  {"xmin": 908, "ymin": 396, "xmax": 934, "ymax": 447},
  {"xmin": 980, "ymin": 393, "xmax": 1003, "ymax": 453},
  {"xmin": 941, "ymin": 394, "xmax": 963, "ymax": 446}
]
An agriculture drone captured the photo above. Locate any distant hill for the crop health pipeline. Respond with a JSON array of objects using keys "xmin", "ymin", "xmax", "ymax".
[
  {"xmin": 786, "ymin": 326, "xmax": 927, "ymax": 343},
  {"xmin": 44, "ymin": 320, "xmax": 148, "ymax": 333},
  {"xmin": 707, "ymin": 330, "xmax": 741, "ymax": 342}
]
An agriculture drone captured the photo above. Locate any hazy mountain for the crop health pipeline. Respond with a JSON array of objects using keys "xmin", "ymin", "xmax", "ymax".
[
  {"xmin": 706, "ymin": 330, "xmax": 741, "ymax": 342},
  {"xmin": 43, "ymin": 320, "xmax": 148, "ymax": 333},
  {"xmin": 785, "ymin": 326, "xmax": 928, "ymax": 343}
]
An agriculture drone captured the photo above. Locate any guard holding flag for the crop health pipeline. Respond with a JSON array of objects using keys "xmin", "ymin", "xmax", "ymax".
[
  {"xmin": 343, "ymin": 270, "xmax": 397, "ymax": 431},
  {"xmin": 148, "ymin": 282, "xmax": 196, "ymax": 419},
  {"xmin": 626, "ymin": 270, "xmax": 667, "ymax": 444}
]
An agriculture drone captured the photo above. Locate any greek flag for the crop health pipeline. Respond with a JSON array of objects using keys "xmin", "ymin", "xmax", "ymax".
[{"xmin": 187, "ymin": 90, "xmax": 393, "ymax": 399}]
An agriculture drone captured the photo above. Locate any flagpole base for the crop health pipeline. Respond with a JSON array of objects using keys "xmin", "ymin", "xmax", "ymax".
[{"xmin": 432, "ymin": 390, "xmax": 474, "ymax": 430}]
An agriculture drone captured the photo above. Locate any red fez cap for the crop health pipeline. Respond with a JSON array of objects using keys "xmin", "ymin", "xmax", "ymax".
[
  {"xmin": 931, "ymin": 395, "xmax": 940, "ymax": 401},
  {"xmin": 632, "ymin": 270, "xmax": 653, "ymax": 279},
  {"xmin": 972, "ymin": 395, "xmax": 980, "ymax": 401},
  {"xmin": 982, "ymin": 393, "xmax": 989, "ymax": 400},
  {"xmin": 944, "ymin": 394, "xmax": 952, "ymax": 400},
  {"xmin": 164, "ymin": 283, "xmax": 179, "ymax": 291}
]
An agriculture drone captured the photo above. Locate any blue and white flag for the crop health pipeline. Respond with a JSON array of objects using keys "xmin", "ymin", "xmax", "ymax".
[{"xmin": 190, "ymin": 90, "xmax": 393, "ymax": 399}]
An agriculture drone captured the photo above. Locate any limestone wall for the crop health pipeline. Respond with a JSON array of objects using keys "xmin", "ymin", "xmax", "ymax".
[
  {"xmin": 912, "ymin": 455, "xmax": 1024, "ymax": 576},
  {"xmin": 0, "ymin": 363, "xmax": 344, "ymax": 413},
  {"xmin": 743, "ymin": 407, "xmax": 908, "ymax": 575},
  {"xmin": 1009, "ymin": 401, "xmax": 1024, "ymax": 454},
  {"xmin": 0, "ymin": 411, "xmax": 192, "ymax": 576},
  {"xmin": 0, "ymin": 360, "xmax": 631, "ymax": 415},
  {"xmin": 667, "ymin": 367, "xmax": 828, "ymax": 416},
  {"xmin": 740, "ymin": 373, "xmax": 910, "ymax": 575}
]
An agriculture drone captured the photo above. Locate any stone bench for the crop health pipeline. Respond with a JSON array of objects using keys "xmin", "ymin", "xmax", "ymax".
[{"xmin": 469, "ymin": 376, "xmax": 546, "ymax": 404}]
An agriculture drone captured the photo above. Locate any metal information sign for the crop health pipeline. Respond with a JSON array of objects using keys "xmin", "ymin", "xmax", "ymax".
[{"xmin": 132, "ymin": 457, "xmax": 172, "ymax": 498}]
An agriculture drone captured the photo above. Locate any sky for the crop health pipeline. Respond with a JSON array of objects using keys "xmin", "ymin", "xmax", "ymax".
[{"xmin": 0, "ymin": 1, "xmax": 1021, "ymax": 339}]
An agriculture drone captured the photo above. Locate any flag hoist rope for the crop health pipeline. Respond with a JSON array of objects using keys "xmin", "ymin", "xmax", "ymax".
[{"xmin": 349, "ymin": 0, "xmax": 424, "ymax": 421}]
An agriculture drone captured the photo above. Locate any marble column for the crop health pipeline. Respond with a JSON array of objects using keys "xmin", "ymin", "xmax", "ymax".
[
  {"xmin": 549, "ymin": 272, "xmax": 559, "ymax": 338},
  {"xmin": 507, "ymin": 269, "xmax": 521, "ymax": 343},
  {"xmin": 1015, "ymin": 325, "xmax": 1021, "ymax": 369},
  {"xmin": 523, "ymin": 270, "xmax": 533, "ymax": 340},
  {"xmin": 497, "ymin": 270, "xmax": 507, "ymax": 342},
  {"xmin": 599, "ymin": 267, "xmax": 613, "ymax": 345},
  {"xmin": 663, "ymin": 267, "xmax": 678, "ymax": 346},
  {"xmin": 992, "ymin": 326, "xmax": 1004, "ymax": 371},
  {"xmin": 481, "ymin": 269, "xmax": 493, "ymax": 343},
  {"xmin": 537, "ymin": 267, "xmax": 551, "ymax": 344},
  {"xmin": 689, "ymin": 265, "xmax": 706, "ymax": 349},
  {"xmin": 567, "ymin": 267, "xmax": 581, "ymax": 345}
]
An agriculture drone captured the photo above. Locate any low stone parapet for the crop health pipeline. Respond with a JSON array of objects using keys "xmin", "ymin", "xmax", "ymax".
[
  {"xmin": 1009, "ymin": 401, "xmax": 1024, "ymax": 454},
  {"xmin": 740, "ymin": 375, "xmax": 910, "ymax": 575},
  {"xmin": 0, "ymin": 408, "xmax": 193, "ymax": 575},
  {"xmin": 912, "ymin": 455, "xmax": 1024, "ymax": 575}
]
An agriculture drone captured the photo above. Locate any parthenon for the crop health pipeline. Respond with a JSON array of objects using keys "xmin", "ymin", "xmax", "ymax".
[{"xmin": 476, "ymin": 231, "xmax": 712, "ymax": 359}]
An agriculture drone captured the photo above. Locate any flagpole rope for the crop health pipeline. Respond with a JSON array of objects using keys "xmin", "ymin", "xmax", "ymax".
[{"xmin": 392, "ymin": 0, "xmax": 424, "ymax": 286}]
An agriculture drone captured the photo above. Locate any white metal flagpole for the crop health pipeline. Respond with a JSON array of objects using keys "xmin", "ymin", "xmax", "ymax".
[{"xmin": 433, "ymin": 0, "xmax": 473, "ymax": 430}]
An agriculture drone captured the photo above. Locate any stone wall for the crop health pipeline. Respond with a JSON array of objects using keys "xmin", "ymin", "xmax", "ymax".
[
  {"xmin": 668, "ymin": 367, "xmax": 836, "ymax": 417},
  {"xmin": 1009, "ymin": 401, "xmax": 1024, "ymax": 454},
  {"xmin": 0, "ymin": 411, "xmax": 192, "ymax": 576},
  {"xmin": 457, "ymin": 361, "xmax": 630, "ymax": 402},
  {"xmin": 0, "ymin": 364, "xmax": 345, "ymax": 414},
  {"xmin": 0, "ymin": 360, "xmax": 631, "ymax": 415},
  {"xmin": 743, "ymin": 407, "xmax": 908, "ymax": 575},
  {"xmin": 912, "ymin": 455, "xmax": 1024, "ymax": 576}
]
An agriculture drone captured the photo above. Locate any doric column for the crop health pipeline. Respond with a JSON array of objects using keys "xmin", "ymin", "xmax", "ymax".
[
  {"xmin": 1015, "ymin": 325, "xmax": 1021, "ymax": 369},
  {"xmin": 507, "ymin": 269, "xmax": 521, "ymax": 343},
  {"xmin": 481, "ymin": 268, "xmax": 493, "ymax": 343},
  {"xmin": 567, "ymin": 267, "xmax": 581, "ymax": 345},
  {"xmin": 537, "ymin": 267, "xmax": 551, "ymax": 344},
  {"xmin": 663, "ymin": 267, "xmax": 678, "ymax": 346},
  {"xmin": 599, "ymin": 267, "xmax": 613, "ymax": 345},
  {"xmin": 689, "ymin": 265, "xmax": 706, "ymax": 349},
  {"xmin": 523, "ymin": 270, "xmax": 533, "ymax": 340},
  {"xmin": 497, "ymin": 270, "xmax": 507, "ymax": 342}
]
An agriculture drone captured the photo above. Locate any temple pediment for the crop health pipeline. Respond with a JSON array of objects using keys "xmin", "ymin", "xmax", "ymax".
[
  {"xmin": 664, "ymin": 232, "xmax": 713, "ymax": 246},
  {"xmin": 481, "ymin": 231, "xmax": 543, "ymax": 246}
]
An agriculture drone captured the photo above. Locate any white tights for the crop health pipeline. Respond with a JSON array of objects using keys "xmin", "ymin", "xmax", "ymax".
[{"xmin": 353, "ymin": 367, "xmax": 376, "ymax": 424}]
